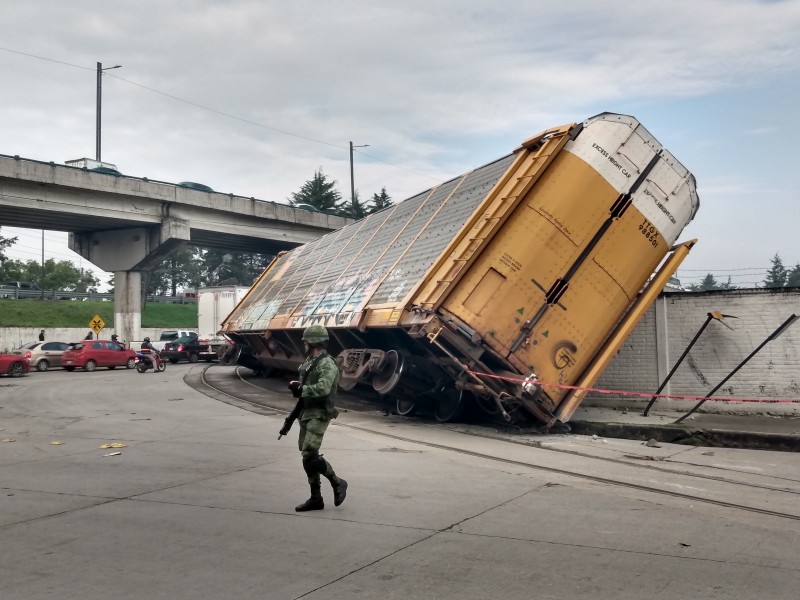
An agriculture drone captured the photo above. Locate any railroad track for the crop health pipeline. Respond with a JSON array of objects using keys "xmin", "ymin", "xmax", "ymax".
[{"xmin": 192, "ymin": 364, "xmax": 800, "ymax": 522}]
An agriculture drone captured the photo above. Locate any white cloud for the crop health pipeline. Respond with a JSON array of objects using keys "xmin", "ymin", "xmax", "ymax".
[{"xmin": 2, "ymin": 0, "xmax": 800, "ymax": 281}]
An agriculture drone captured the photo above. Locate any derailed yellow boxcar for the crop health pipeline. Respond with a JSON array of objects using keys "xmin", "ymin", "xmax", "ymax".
[{"xmin": 221, "ymin": 113, "xmax": 699, "ymax": 430}]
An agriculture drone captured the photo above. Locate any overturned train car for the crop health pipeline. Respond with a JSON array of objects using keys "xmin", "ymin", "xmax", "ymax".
[{"xmin": 221, "ymin": 113, "xmax": 699, "ymax": 430}]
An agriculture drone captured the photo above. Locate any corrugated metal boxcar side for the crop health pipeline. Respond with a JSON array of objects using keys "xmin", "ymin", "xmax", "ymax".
[{"xmin": 222, "ymin": 113, "xmax": 699, "ymax": 429}]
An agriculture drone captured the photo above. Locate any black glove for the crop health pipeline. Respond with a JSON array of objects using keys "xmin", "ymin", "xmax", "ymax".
[
  {"xmin": 288, "ymin": 380, "xmax": 302, "ymax": 398},
  {"xmin": 279, "ymin": 418, "xmax": 292, "ymax": 438}
]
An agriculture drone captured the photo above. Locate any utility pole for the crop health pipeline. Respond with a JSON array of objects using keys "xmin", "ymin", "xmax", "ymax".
[{"xmin": 96, "ymin": 62, "xmax": 121, "ymax": 162}]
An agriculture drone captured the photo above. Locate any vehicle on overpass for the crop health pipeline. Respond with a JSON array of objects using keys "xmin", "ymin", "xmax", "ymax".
[
  {"xmin": 178, "ymin": 181, "xmax": 214, "ymax": 192},
  {"xmin": 65, "ymin": 158, "xmax": 122, "ymax": 176}
]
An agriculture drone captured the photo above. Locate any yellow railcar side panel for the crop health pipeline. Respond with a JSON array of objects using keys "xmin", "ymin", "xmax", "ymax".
[
  {"xmin": 509, "ymin": 204, "xmax": 666, "ymax": 404},
  {"xmin": 522, "ymin": 152, "xmax": 617, "ymax": 247},
  {"xmin": 362, "ymin": 306, "xmax": 406, "ymax": 328},
  {"xmin": 510, "ymin": 256, "xmax": 650, "ymax": 404},
  {"xmin": 442, "ymin": 147, "xmax": 670, "ymax": 405},
  {"xmin": 591, "ymin": 208, "xmax": 668, "ymax": 296},
  {"xmin": 441, "ymin": 153, "xmax": 618, "ymax": 354},
  {"xmin": 518, "ymin": 268, "xmax": 627, "ymax": 403}
]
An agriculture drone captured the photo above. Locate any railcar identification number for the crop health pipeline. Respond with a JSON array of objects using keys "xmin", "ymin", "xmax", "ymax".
[{"xmin": 638, "ymin": 219, "xmax": 659, "ymax": 248}]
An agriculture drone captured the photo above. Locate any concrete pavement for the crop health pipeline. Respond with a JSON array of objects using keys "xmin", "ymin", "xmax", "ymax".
[
  {"xmin": 571, "ymin": 404, "xmax": 800, "ymax": 451},
  {"xmin": 1, "ymin": 364, "xmax": 799, "ymax": 599}
]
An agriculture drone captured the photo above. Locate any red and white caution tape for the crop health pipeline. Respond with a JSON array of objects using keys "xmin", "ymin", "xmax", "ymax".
[{"xmin": 466, "ymin": 370, "xmax": 800, "ymax": 404}]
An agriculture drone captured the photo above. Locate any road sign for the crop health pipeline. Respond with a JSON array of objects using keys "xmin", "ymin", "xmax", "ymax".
[{"xmin": 89, "ymin": 315, "xmax": 105, "ymax": 334}]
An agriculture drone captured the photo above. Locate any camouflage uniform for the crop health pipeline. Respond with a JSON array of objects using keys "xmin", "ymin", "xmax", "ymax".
[
  {"xmin": 297, "ymin": 352, "xmax": 341, "ymax": 487},
  {"xmin": 286, "ymin": 324, "xmax": 348, "ymax": 511}
]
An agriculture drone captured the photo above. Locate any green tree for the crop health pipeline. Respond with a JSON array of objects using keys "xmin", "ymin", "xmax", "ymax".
[
  {"xmin": 0, "ymin": 230, "xmax": 17, "ymax": 264},
  {"xmin": 0, "ymin": 258, "xmax": 99, "ymax": 291},
  {"xmin": 289, "ymin": 168, "xmax": 342, "ymax": 212},
  {"xmin": 368, "ymin": 187, "xmax": 393, "ymax": 214},
  {"xmin": 200, "ymin": 249, "xmax": 270, "ymax": 287},
  {"xmin": 787, "ymin": 263, "xmax": 800, "ymax": 287},
  {"xmin": 145, "ymin": 246, "xmax": 203, "ymax": 296},
  {"xmin": 688, "ymin": 273, "xmax": 722, "ymax": 291},
  {"xmin": 764, "ymin": 254, "xmax": 788, "ymax": 288},
  {"xmin": 341, "ymin": 190, "xmax": 368, "ymax": 220}
]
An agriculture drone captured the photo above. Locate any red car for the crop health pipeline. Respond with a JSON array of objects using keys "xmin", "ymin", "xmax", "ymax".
[
  {"xmin": 62, "ymin": 340, "xmax": 137, "ymax": 372},
  {"xmin": 0, "ymin": 353, "xmax": 30, "ymax": 377}
]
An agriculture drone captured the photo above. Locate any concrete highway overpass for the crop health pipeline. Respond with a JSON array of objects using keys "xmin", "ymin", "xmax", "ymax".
[{"xmin": 0, "ymin": 153, "xmax": 351, "ymax": 342}]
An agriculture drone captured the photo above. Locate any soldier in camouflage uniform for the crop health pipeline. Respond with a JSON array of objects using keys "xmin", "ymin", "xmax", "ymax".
[{"xmin": 280, "ymin": 325, "xmax": 348, "ymax": 511}]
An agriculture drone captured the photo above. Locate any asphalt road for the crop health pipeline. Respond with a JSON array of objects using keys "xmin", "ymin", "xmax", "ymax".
[{"xmin": 1, "ymin": 364, "xmax": 798, "ymax": 599}]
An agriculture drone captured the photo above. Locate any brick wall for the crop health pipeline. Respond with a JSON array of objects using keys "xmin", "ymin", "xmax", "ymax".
[{"xmin": 594, "ymin": 287, "xmax": 800, "ymax": 415}]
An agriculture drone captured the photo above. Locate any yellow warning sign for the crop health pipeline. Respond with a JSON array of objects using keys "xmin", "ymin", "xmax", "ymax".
[{"xmin": 89, "ymin": 315, "xmax": 106, "ymax": 334}]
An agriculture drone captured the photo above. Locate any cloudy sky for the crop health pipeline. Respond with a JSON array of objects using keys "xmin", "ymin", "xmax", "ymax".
[{"xmin": 1, "ymin": 0, "xmax": 799, "ymax": 290}]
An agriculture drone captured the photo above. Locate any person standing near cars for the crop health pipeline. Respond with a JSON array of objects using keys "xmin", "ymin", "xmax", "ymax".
[
  {"xmin": 38, "ymin": 329, "xmax": 45, "ymax": 341},
  {"xmin": 279, "ymin": 325, "xmax": 348, "ymax": 512}
]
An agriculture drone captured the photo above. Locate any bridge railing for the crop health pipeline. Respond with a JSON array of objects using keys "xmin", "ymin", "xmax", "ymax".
[{"xmin": 0, "ymin": 288, "xmax": 197, "ymax": 303}]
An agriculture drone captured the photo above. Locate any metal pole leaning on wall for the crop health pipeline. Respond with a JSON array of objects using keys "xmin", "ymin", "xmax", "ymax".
[
  {"xmin": 643, "ymin": 311, "xmax": 734, "ymax": 416},
  {"xmin": 674, "ymin": 314, "xmax": 799, "ymax": 424}
]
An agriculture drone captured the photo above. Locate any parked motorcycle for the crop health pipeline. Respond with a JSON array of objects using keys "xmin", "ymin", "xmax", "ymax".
[{"xmin": 135, "ymin": 352, "xmax": 167, "ymax": 373}]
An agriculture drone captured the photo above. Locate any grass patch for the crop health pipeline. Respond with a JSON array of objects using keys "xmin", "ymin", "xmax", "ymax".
[{"xmin": 0, "ymin": 300, "xmax": 198, "ymax": 328}]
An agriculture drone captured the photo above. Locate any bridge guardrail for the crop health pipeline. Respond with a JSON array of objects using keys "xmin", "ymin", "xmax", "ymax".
[{"xmin": 0, "ymin": 288, "xmax": 197, "ymax": 303}]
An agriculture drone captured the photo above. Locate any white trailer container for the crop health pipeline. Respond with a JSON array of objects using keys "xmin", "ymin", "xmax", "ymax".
[
  {"xmin": 65, "ymin": 158, "xmax": 118, "ymax": 171},
  {"xmin": 198, "ymin": 286, "xmax": 250, "ymax": 341}
]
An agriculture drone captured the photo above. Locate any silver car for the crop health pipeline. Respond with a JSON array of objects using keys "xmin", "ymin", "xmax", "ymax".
[{"xmin": 13, "ymin": 341, "xmax": 69, "ymax": 371}]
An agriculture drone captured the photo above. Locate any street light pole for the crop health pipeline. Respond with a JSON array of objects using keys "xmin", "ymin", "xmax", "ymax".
[
  {"xmin": 349, "ymin": 141, "xmax": 369, "ymax": 217},
  {"xmin": 96, "ymin": 62, "xmax": 121, "ymax": 162}
]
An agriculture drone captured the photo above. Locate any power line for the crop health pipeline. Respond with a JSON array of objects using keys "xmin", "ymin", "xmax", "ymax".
[
  {"xmin": 0, "ymin": 46, "xmax": 91, "ymax": 72},
  {"xmin": 0, "ymin": 46, "xmax": 443, "ymax": 184},
  {"xmin": 678, "ymin": 267, "xmax": 771, "ymax": 272}
]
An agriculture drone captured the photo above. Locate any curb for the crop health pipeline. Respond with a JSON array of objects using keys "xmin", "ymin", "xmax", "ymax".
[{"xmin": 570, "ymin": 421, "xmax": 800, "ymax": 453}]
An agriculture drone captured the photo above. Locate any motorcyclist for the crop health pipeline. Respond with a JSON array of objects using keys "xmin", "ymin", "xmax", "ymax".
[{"xmin": 140, "ymin": 337, "xmax": 159, "ymax": 373}]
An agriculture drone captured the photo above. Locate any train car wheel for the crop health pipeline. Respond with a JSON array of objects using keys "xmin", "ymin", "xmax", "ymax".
[
  {"xmin": 395, "ymin": 396, "xmax": 416, "ymax": 416},
  {"xmin": 339, "ymin": 376, "xmax": 358, "ymax": 391},
  {"xmin": 475, "ymin": 393, "xmax": 500, "ymax": 415},
  {"xmin": 372, "ymin": 350, "xmax": 403, "ymax": 395},
  {"xmin": 434, "ymin": 387, "xmax": 463, "ymax": 422}
]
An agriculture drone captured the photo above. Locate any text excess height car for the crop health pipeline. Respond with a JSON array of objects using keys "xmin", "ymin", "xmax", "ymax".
[
  {"xmin": 0, "ymin": 353, "xmax": 30, "ymax": 377},
  {"xmin": 13, "ymin": 341, "xmax": 69, "ymax": 371},
  {"xmin": 62, "ymin": 340, "xmax": 137, "ymax": 371}
]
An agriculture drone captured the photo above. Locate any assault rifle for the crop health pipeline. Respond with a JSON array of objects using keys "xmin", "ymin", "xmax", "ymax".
[{"xmin": 278, "ymin": 397, "xmax": 303, "ymax": 440}]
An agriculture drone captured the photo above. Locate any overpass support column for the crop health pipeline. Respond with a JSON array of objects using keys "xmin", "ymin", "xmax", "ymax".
[
  {"xmin": 69, "ymin": 218, "xmax": 191, "ymax": 345},
  {"xmin": 115, "ymin": 271, "xmax": 142, "ymax": 343}
]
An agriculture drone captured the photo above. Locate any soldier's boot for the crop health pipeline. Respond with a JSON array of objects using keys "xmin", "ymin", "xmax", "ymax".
[
  {"xmin": 295, "ymin": 483, "xmax": 324, "ymax": 512},
  {"xmin": 332, "ymin": 478, "xmax": 348, "ymax": 507}
]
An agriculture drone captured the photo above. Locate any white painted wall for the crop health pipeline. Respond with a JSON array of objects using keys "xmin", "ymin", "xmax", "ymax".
[
  {"xmin": 0, "ymin": 328, "xmax": 167, "ymax": 352},
  {"xmin": 595, "ymin": 288, "xmax": 800, "ymax": 415}
]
